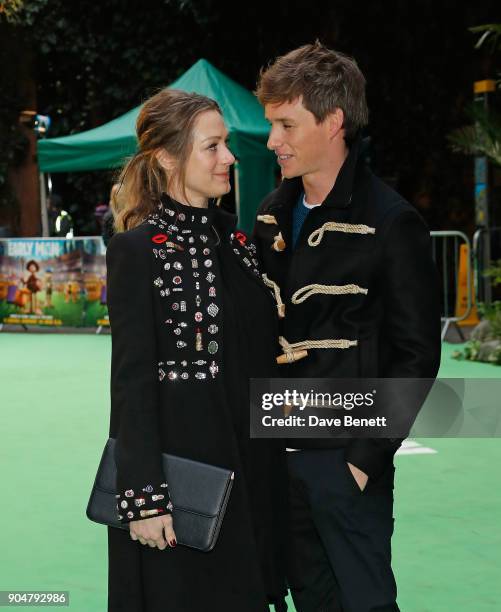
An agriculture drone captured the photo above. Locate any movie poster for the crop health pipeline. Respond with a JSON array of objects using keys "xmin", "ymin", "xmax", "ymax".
[{"xmin": 0, "ymin": 238, "xmax": 109, "ymax": 328}]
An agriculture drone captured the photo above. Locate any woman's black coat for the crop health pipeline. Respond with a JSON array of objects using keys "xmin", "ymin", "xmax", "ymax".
[{"xmin": 106, "ymin": 196, "xmax": 287, "ymax": 612}]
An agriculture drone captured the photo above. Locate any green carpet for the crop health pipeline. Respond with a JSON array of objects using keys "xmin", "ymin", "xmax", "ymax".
[{"xmin": 0, "ymin": 334, "xmax": 499, "ymax": 611}]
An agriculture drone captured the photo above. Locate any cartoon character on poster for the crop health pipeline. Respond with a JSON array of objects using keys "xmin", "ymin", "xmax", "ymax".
[
  {"xmin": 20, "ymin": 260, "xmax": 43, "ymax": 314},
  {"xmin": 44, "ymin": 268, "xmax": 54, "ymax": 308},
  {"xmin": 64, "ymin": 276, "xmax": 80, "ymax": 304}
]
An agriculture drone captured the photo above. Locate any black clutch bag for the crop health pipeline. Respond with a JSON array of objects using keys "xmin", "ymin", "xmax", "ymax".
[{"xmin": 86, "ymin": 438, "xmax": 234, "ymax": 552}]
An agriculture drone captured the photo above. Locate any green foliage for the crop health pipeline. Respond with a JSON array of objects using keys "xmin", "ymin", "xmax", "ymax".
[
  {"xmin": 0, "ymin": 0, "xmax": 25, "ymax": 23},
  {"xmin": 478, "ymin": 301, "xmax": 501, "ymax": 338},
  {"xmin": 470, "ymin": 24, "xmax": 501, "ymax": 53},
  {"xmin": 483, "ymin": 259, "xmax": 501, "ymax": 287},
  {"xmin": 448, "ymin": 105, "xmax": 501, "ymax": 167}
]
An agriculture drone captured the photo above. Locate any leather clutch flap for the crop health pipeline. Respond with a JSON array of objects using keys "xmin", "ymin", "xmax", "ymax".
[{"xmin": 86, "ymin": 438, "xmax": 234, "ymax": 552}]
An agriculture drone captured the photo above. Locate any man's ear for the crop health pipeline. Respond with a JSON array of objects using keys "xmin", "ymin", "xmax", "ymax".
[
  {"xmin": 327, "ymin": 108, "xmax": 344, "ymax": 139},
  {"xmin": 156, "ymin": 149, "xmax": 177, "ymax": 172}
]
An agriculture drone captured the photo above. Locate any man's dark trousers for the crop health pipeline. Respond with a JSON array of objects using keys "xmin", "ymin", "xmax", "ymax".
[{"xmin": 286, "ymin": 448, "xmax": 399, "ymax": 612}]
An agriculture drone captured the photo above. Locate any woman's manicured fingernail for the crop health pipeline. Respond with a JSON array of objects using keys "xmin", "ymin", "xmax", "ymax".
[{"xmin": 170, "ymin": 539, "xmax": 177, "ymax": 547}]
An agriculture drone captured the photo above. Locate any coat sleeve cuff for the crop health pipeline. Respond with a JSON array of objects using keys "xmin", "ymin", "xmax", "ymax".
[
  {"xmin": 115, "ymin": 482, "xmax": 173, "ymax": 524},
  {"xmin": 344, "ymin": 439, "xmax": 401, "ymax": 481}
]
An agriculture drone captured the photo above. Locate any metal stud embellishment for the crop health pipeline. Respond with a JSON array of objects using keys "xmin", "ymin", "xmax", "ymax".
[
  {"xmin": 200, "ymin": 235, "xmax": 208, "ymax": 243},
  {"xmin": 201, "ymin": 216, "xmax": 208, "ymax": 224},
  {"xmin": 180, "ymin": 301, "xmax": 186, "ymax": 312},
  {"xmin": 172, "ymin": 303, "xmax": 179, "ymax": 311},
  {"xmin": 195, "ymin": 312, "xmax": 203, "ymax": 322},
  {"xmin": 195, "ymin": 372, "xmax": 207, "ymax": 379},
  {"xmin": 173, "ymin": 262, "xmax": 183, "ymax": 270},
  {"xmin": 164, "ymin": 262, "xmax": 171, "ymax": 270},
  {"xmin": 176, "ymin": 341, "xmax": 187, "ymax": 348},
  {"xmin": 121, "ymin": 500, "xmax": 128, "ymax": 509},
  {"xmin": 143, "ymin": 485, "xmax": 154, "ymax": 493},
  {"xmin": 135, "ymin": 498, "xmax": 146, "ymax": 507},
  {"xmin": 178, "ymin": 213, "xmax": 186, "ymax": 222},
  {"xmin": 203, "ymin": 248, "xmax": 210, "ymax": 255},
  {"xmin": 208, "ymin": 340, "xmax": 218, "ymax": 354},
  {"xmin": 173, "ymin": 276, "xmax": 182, "ymax": 285},
  {"xmin": 207, "ymin": 303, "xmax": 219, "ymax": 317},
  {"xmin": 159, "ymin": 368, "xmax": 166, "ymax": 381},
  {"xmin": 125, "ymin": 490, "xmax": 134, "ymax": 497},
  {"xmin": 208, "ymin": 324, "xmax": 218, "ymax": 334},
  {"xmin": 210, "ymin": 361, "xmax": 219, "ymax": 378},
  {"xmin": 206, "ymin": 272, "xmax": 215, "ymax": 283},
  {"xmin": 189, "ymin": 247, "xmax": 197, "ymax": 255},
  {"xmin": 191, "ymin": 259, "xmax": 198, "ymax": 268},
  {"xmin": 154, "ymin": 277, "xmax": 163, "ymax": 287},
  {"xmin": 204, "ymin": 259, "xmax": 212, "ymax": 268},
  {"xmin": 168, "ymin": 371, "xmax": 178, "ymax": 380},
  {"xmin": 193, "ymin": 360, "xmax": 207, "ymax": 365},
  {"xmin": 209, "ymin": 286, "xmax": 216, "ymax": 297}
]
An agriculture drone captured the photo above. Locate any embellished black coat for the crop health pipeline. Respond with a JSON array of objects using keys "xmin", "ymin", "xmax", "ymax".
[
  {"xmin": 253, "ymin": 137, "xmax": 442, "ymax": 480},
  {"xmin": 106, "ymin": 195, "xmax": 287, "ymax": 612}
]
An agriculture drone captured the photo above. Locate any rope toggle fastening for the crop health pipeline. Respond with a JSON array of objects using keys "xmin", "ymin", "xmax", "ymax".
[
  {"xmin": 276, "ymin": 336, "xmax": 358, "ymax": 365},
  {"xmin": 308, "ymin": 222, "xmax": 375, "ymax": 247}
]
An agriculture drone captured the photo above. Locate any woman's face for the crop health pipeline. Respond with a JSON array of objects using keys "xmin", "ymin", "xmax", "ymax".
[{"xmin": 182, "ymin": 110, "xmax": 235, "ymax": 205}]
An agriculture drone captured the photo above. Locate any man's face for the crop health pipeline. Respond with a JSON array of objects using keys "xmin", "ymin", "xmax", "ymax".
[{"xmin": 265, "ymin": 97, "xmax": 333, "ymax": 179}]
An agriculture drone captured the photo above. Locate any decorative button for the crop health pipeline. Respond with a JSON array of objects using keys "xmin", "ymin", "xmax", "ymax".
[
  {"xmin": 208, "ymin": 340, "xmax": 218, "ymax": 354},
  {"xmin": 209, "ymin": 361, "xmax": 219, "ymax": 378},
  {"xmin": 195, "ymin": 312, "xmax": 203, "ymax": 322},
  {"xmin": 207, "ymin": 303, "xmax": 219, "ymax": 317},
  {"xmin": 208, "ymin": 324, "xmax": 218, "ymax": 334},
  {"xmin": 173, "ymin": 276, "xmax": 182, "ymax": 285}
]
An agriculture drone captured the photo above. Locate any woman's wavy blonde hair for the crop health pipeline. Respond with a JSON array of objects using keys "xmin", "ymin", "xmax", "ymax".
[{"xmin": 112, "ymin": 89, "xmax": 221, "ymax": 232}]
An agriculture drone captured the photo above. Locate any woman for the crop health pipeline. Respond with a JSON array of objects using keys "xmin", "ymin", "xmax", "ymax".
[{"xmin": 106, "ymin": 89, "xmax": 287, "ymax": 612}]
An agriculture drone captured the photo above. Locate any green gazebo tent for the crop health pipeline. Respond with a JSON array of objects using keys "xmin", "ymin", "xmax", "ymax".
[{"xmin": 37, "ymin": 59, "xmax": 276, "ymax": 232}]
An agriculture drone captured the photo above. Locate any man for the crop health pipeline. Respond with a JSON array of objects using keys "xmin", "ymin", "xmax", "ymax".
[{"xmin": 253, "ymin": 42, "xmax": 441, "ymax": 612}]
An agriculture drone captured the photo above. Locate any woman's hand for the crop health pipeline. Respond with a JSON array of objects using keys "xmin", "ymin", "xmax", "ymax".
[{"xmin": 129, "ymin": 513, "xmax": 176, "ymax": 550}]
